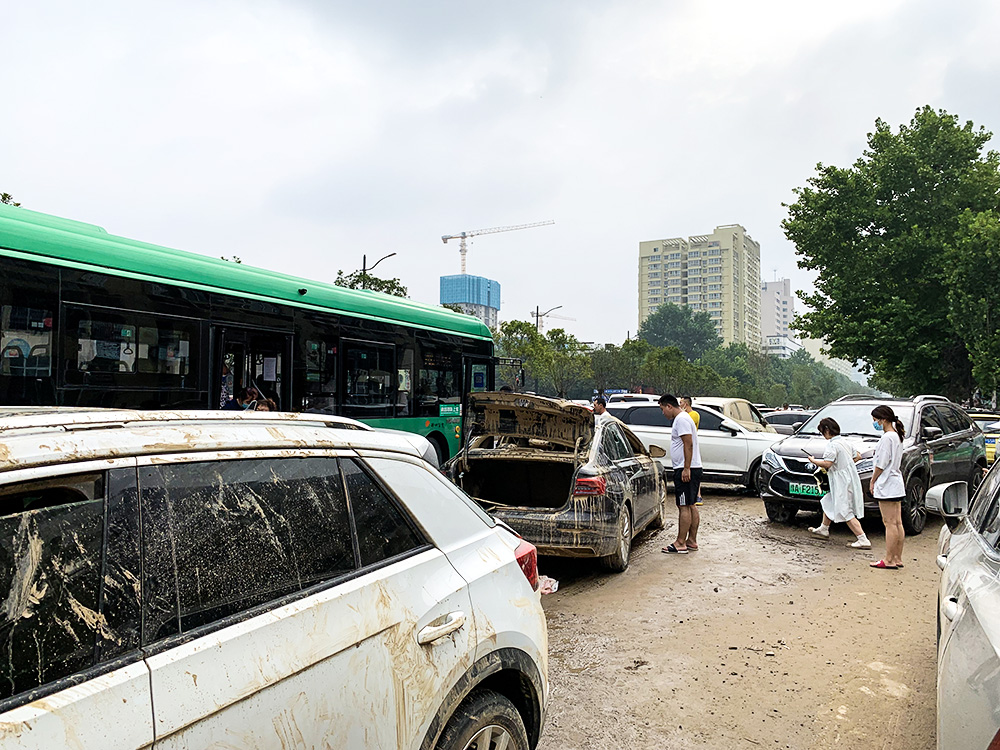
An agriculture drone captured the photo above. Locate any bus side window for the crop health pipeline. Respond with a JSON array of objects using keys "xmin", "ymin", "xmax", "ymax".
[{"xmin": 2, "ymin": 305, "xmax": 53, "ymax": 377}]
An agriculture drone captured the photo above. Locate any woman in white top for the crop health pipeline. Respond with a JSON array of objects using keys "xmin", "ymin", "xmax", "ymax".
[
  {"xmin": 805, "ymin": 417, "xmax": 871, "ymax": 549},
  {"xmin": 869, "ymin": 405, "xmax": 906, "ymax": 569}
]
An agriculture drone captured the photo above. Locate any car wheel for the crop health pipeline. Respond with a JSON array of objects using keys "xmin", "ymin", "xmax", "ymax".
[
  {"xmin": 970, "ymin": 464, "xmax": 986, "ymax": 498},
  {"xmin": 901, "ymin": 475, "xmax": 927, "ymax": 535},
  {"xmin": 648, "ymin": 485, "xmax": 668, "ymax": 530},
  {"xmin": 601, "ymin": 503, "xmax": 632, "ymax": 572},
  {"xmin": 743, "ymin": 458, "xmax": 762, "ymax": 496},
  {"xmin": 436, "ymin": 689, "xmax": 529, "ymax": 750},
  {"xmin": 763, "ymin": 500, "xmax": 797, "ymax": 525}
]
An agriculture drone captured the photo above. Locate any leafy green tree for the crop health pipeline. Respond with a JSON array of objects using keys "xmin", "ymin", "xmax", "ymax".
[
  {"xmin": 784, "ymin": 106, "xmax": 1000, "ymax": 399},
  {"xmin": 638, "ymin": 303, "xmax": 721, "ymax": 360},
  {"xmin": 495, "ymin": 320, "xmax": 550, "ymax": 392},
  {"xmin": 544, "ymin": 329, "xmax": 592, "ymax": 398},
  {"xmin": 948, "ymin": 210, "xmax": 1000, "ymax": 398},
  {"xmin": 334, "ymin": 269, "xmax": 408, "ymax": 297},
  {"xmin": 0, "ymin": 193, "xmax": 20, "ymax": 206}
]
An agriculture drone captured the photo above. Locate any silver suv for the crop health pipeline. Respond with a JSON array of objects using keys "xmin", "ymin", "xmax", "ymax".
[{"xmin": 0, "ymin": 409, "xmax": 547, "ymax": 749}]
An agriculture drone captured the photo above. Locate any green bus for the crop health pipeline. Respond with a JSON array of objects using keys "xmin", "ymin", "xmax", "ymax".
[{"xmin": 0, "ymin": 204, "xmax": 495, "ymax": 461}]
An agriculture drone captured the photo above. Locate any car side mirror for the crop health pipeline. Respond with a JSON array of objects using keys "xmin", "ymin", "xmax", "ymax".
[
  {"xmin": 923, "ymin": 426, "xmax": 944, "ymax": 441},
  {"xmin": 719, "ymin": 421, "xmax": 739, "ymax": 436},
  {"xmin": 927, "ymin": 481, "xmax": 968, "ymax": 518},
  {"xmin": 792, "ymin": 422, "xmax": 804, "ymax": 433},
  {"xmin": 649, "ymin": 445, "xmax": 667, "ymax": 458}
]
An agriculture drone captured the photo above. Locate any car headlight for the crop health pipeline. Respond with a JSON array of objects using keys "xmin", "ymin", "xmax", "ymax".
[
  {"xmin": 855, "ymin": 458, "xmax": 874, "ymax": 474},
  {"xmin": 763, "ymin": 450, "xmax": 783, "ymax": 470}
]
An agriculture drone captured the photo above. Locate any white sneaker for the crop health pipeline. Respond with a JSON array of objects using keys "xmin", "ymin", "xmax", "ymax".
[
  {"xmin": 848, "ymin": 538, "xmax": 872, "ymax": 549},
  {"xmin": 808, "ymin": 525, "xmax": 830, "ymax": 538}
]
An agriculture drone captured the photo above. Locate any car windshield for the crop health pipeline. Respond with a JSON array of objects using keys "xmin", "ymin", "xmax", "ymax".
[{"xmin": 796, "ymin": 403, "xmax": 913, "ymax": 437}]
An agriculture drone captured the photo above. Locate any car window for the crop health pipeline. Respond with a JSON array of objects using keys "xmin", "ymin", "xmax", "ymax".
[
  {"xmin": 919, "ymin": 408, "xmax": 945, "ymax": 436},
  {"xmin": 748, "ymin": 405, "xmax": 766, "ymax": 425},
  {"xmin": 599, "ymin": 424, "xmax": 631, "ymax": 461},
  {"xmin": 694, "ymin": 407, "xmax": 724, "ymax": 431},
  {"xmin": 939, "ymin": 406, "xmax": 971, "ymax": 434},
  {"xmin": 628, "ymin": 406, "xmax": 672, "ymax": 427},
  {"xmin": 972, "ymin": 416, "xmax": 1000, "ymax": 431},
  {"xmin": 140, "ymin": 457, "xmax": 356, "ymax": 641},
  {"xmin": 0, "ymin": 473, "xmax": 107, "ymax": 701},
  {"xmin": 341, "ymin": 459, "xmax": 425, "ymax": 567},
  {"xmin": 619, "ymin": 425, "xmax": 648, "ymax": 455},
  {"xmin": 969, "ymin": 463, "xmax": 1000, "ymax": 542}
]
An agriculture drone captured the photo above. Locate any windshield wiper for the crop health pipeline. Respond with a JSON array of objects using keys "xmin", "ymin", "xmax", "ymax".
[{"xmin": 841, "ymin": 432, "xmax": 878, "ymax": 438}]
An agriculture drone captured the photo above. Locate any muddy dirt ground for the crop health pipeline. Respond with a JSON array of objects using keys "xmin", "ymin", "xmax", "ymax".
[{"xmin": 535, "ymin": 488, "xmax": 940, "ymax": 750}]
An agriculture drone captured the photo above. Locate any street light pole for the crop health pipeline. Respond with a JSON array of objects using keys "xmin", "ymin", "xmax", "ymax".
[
  {"xmin": 535, "ymin": 305, "xmax": 562, "ymax": 332},
  {"xmin": 360, "ymin": 252, "xmax": 397, "ymax": 290}
]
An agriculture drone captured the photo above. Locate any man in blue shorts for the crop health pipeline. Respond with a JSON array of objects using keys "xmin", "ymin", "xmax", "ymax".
[{"xmin": 659, "ymin": 394, "xmax": 703, "ymax": 554}]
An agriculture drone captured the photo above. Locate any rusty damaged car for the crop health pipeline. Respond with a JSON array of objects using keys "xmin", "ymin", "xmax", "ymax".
[{"xmin": 445, "ymin": 392, "xmax": 667, "ymax": 572}]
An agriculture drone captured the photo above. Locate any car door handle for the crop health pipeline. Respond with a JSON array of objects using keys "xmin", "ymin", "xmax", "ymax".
[
  {"xmin": 936, "ymin": 554, "xmax": 948, "ymax": 571},
  {"xmin": 417, "ymin": 611, "xmax": 466, "ymax": 645},
  {"xmin": 943, "ymin": 597, "xmax": 961, "ymax": 623}
]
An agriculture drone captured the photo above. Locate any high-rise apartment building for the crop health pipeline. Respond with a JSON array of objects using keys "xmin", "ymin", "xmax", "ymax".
[
  {"xmin": 638, "ymin": 224, "xmax": 761, "ymax": 347},
  {"xmin": 760, "ymin": 278, "xmax": 795, "ymax": 339}
]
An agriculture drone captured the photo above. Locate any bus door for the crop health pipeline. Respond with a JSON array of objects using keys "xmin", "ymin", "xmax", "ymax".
[
  {"xmin": 213, "ymin": 326, "xmax": 291, "ymax": 410},
  {"xmin": 462, "ymin": 355, "xmax": 493, "ymax": 429}
]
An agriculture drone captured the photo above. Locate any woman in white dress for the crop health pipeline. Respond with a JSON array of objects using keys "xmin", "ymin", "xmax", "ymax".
[
  {"xmin": 805, "ymin": 417, "xmax": 871, "ymax": 549},
  {"xmin": 869, "ymin": 405, "xmax": 906, "ymax": 569}
]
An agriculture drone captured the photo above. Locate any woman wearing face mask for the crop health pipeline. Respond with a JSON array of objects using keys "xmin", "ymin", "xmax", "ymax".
[{"xmin": 869, "ymin": 405, "xmax": 906, "ymax": 569}]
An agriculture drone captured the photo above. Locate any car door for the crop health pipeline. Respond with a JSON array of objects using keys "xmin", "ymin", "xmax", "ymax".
[
  {"xmin": 0, "ymin": 462, "xmax": 154, "ymax": 750},
  {"xmin": 140, "ymin": 452, "xmax": 475, "ymax": 750},
  {"xmin": 599, "ymin": 423, "xmax": 643, "ymax": 518},
  {"xmin": 617, "ymin": 424, "xmax": 660, "ymax": 526},
  {"xmin": 918, "ymin": 407, "xmax": 954, "ymax": 486},
  {"xmin": 939, "ymin": 405, "xmax": 979, "ymax": 483},
  {"xmin": 693, "ymin": 407, "xmax": 748, "ymax": 478},
  {"xmin": 937, "ymin": 468, "xmax": 1000, "ymax": 749}
]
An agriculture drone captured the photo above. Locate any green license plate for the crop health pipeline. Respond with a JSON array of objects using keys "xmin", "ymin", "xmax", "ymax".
[{"xmin": 789, "ymin": 482, "xmax": 823, "ymax": 497}]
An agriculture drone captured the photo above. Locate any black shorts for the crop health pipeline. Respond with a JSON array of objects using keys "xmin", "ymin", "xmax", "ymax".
[
  {"xmin": 876, "ymin": 496, "xmax": 905, "ymax": 503},
  {"xmin": 673, "ymin": 467, "xmax": 703, "ymax": 507}
]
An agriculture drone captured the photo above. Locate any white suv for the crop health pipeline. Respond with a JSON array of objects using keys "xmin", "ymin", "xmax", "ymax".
[{"xmin": 0, "ymin": 409, "xmax": 547, "ymax": 749}]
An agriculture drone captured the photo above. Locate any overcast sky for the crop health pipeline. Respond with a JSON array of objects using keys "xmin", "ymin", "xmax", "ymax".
[{"xmin": 6, "ymin": 0, "xmax": 1000, "ymax": 344}]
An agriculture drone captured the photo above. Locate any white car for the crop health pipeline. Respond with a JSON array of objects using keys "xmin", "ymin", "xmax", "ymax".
[
  {"xmin": 694, "ymin": 396, "xmax": 777, "ymax": 434},
  {"xmin": 934, "ymin": 467, "xmax": 1000, "ymax": 750},
  {"xmin": 606, "ymin": 403, "xmax": 779, "ymax": 492},
  {"xmin": 0, "ymin": 408, "xmax": 548, "ymax": 750},
  {"xmin": 606, "ymin": 393, "xmax": 659, "ymax": 404}
]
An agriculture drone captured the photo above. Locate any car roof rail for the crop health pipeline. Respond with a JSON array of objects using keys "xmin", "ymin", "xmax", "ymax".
[
  {"xmin": 913, "ymin": 394, "xmax": 949, "ymax": 404},
  {"xmin": 834, "ymin": 394, "xmax": 878, "ymax": 401},
  {"xmin": 0, "ymin": 408, "xmax": 372, "ymax": 436}
]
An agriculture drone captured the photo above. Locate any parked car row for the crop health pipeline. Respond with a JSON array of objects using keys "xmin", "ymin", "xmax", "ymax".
[{"xmin": 0, "ymin": 409, "xmax": 548, "ymax": 750}]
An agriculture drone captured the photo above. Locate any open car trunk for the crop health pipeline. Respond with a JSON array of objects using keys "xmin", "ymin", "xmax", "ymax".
[{"xmin": 457, "ymin": 456, "xmax": 576, "ymax": 510}]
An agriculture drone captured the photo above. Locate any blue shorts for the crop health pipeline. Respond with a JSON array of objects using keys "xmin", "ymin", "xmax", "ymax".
[{"xmin": 673, "ymin": 467, "xmax": 703, "ymax": 507}]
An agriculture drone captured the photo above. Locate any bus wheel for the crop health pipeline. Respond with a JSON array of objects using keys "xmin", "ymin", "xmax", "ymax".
[{"xmin": 428, "ymin": 433, "xmax": 449, "ymax": 465}]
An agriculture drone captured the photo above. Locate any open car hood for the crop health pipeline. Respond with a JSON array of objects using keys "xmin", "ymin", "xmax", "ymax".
[{"xmin": 466, "ymin": 392, "xmax": 594, "ymax": 450}]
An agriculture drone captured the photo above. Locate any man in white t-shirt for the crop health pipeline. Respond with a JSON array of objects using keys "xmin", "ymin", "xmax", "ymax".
[
  {"xmin": 592, "ymin": 396, "xmax": 612, "ymax": 426},
  {"xmin": 659, "ymin": 394, "xmax": 703, "ymax": 554}
]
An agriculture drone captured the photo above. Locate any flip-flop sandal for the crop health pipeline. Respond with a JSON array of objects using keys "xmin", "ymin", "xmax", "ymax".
[
  {"xmin": 686, "ymin": 544, "xmax": 699, "ymax": 551},
  {"xmin": 663, "ymin": 544, "xmax": 688, "ymax": 554},
  {"xmin": 870, "ymin": 560, "xmax": 898, "ymax": 569}
]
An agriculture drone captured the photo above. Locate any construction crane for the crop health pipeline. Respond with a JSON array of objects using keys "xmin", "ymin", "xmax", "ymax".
[{"xmin": 441, "ymin": 220, "xmax": 555, "ymax": 274}]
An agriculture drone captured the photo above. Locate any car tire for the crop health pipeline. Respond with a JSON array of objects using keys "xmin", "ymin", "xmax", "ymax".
[
  {"xmin": 901, "ymin": 475, "xmax": 927, "ymax": 535},
  {"xmin": 764, "ymin": 500, "xmax": 797, "ymax": 525},
  {"xmin": 648, "ymin": 485, "xmax": 668, "ymax": 530},
  {"xmin": 436, "ymin": 688, "xmax": 529, "ymax": 750},
  {"xmin": 743, "ymin": 458, "xmax": 762, "ymax": 496},
  {"xmin": 601, "ymin": 503, "xmax": 632, "ymax": 572}
]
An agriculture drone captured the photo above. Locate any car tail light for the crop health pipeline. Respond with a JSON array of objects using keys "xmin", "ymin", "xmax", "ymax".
[
  {"xmin": 573, "ymin": 476, "xmax": 607, "ymax": 496},
  {"xmin": 514, "ymin": 539, "xmax": 539, "ymax": 591}
]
